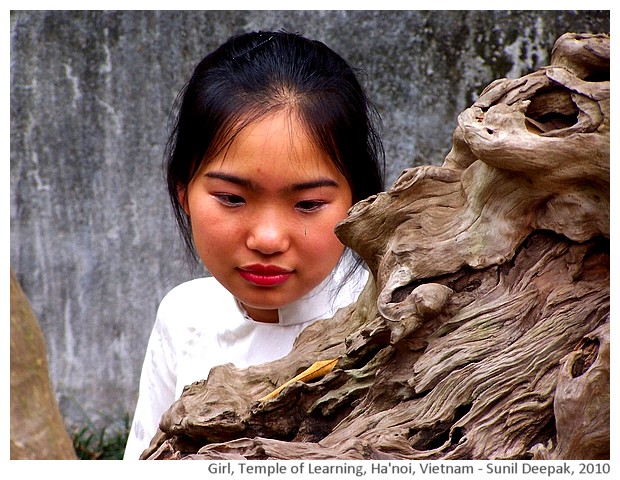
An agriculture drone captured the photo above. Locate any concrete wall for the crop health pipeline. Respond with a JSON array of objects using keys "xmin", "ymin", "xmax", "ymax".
[{"xmin": 10, "ymin": 10, "xmax": 610, "ymax": 428}]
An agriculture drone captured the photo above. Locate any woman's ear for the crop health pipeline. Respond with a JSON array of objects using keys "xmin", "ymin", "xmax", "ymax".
[{"xmin": 178, "ymin": 185, "xmax": 190, "ymax": 215}]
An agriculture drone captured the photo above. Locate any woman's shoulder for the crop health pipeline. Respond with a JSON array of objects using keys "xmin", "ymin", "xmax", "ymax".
[
  {"xmin": 157, "ymin": 276, "xmax": 235, "ymax": 320},
  {"xmin": 163, "ymin": 276, "xmax": 227, "ymax": 300}
]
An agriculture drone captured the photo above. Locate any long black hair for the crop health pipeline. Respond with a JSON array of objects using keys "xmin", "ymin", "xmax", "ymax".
[{"xmin": 166, "ymin": 30, "xmax": 385, "ymax": 261}]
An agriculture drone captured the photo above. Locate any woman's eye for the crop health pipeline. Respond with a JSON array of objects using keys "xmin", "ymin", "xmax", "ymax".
[
  {"xmin": 214, "ymin": 194, "xmax": 245, "ymax": 207},
  {"xmin": 295, "ymin": 200, "xmax": 326, "ymax": 212}
]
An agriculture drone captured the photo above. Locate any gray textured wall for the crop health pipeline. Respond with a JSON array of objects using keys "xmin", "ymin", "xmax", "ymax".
[{"xmin": 10, "ymin": 10, "xmax": 610, "ymax": 429}]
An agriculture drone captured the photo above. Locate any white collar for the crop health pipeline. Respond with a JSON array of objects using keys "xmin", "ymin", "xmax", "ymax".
[{"xmin": 235, "ymin": 250, "xmax": 367, "ymax": 326}]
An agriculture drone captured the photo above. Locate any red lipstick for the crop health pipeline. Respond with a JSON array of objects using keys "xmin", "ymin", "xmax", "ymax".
[{"xmin": 238, "ymin": 264, "xmax": 293, "ymax": 287}]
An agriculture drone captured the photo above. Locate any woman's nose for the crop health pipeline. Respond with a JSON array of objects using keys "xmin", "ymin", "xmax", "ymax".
[{"xmin": 245, "ymin": 211, "xmax": 291, "ymax": 255}]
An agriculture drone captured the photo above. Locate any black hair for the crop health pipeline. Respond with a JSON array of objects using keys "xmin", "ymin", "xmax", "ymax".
[{"xmin": 165, "ymin": 30, "xmax": 385, "ymax": 262}]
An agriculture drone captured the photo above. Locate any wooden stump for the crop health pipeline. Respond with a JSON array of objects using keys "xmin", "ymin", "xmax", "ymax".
[{"xmin": 142, "ymin": 32, "xmax": 609, "ymax": 460}]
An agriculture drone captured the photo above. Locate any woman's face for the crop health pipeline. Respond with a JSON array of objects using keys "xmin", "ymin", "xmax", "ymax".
[{"xmin": 182, "ymin": 111, "xmax": 353, "ymax": 323}]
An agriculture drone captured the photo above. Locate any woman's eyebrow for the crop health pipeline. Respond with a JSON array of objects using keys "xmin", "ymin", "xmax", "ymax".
[
  {"xmin": 290, "ymin": 178, "xmax": 339, "ymax": 192},
  {"xmin": 205, "ymin": 171, "xmax": 255, "ymax": 189}
]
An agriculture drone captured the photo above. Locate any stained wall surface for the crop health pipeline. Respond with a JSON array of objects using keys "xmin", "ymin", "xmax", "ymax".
[{"xmin": 10, "ymin": 10, "xmax": 610, "ymax": 428}]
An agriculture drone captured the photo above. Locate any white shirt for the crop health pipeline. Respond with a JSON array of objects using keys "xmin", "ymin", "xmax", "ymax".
[{"xmin": 123, "ymin": 251, "xmax": 367, "ymax": 459}]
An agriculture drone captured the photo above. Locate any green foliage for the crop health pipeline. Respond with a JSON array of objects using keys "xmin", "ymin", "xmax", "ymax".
[{"xmin": 71, "ymin": 412, "xmax": 131, "ymax": 460}]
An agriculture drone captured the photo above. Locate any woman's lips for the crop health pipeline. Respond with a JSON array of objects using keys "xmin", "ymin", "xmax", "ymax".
[{"xmin": 238, "ymin": 265, "xmax": 293, "ymax": 287}]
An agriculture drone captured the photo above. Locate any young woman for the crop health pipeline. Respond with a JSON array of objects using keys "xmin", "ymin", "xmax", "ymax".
[{"xmin": 124, "ymin": 30, "xmax": 384, "ymax": 459}]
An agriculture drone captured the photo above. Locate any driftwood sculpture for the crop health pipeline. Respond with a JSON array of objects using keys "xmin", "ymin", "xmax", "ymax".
[{"xmin": 142, "ymin": 32, "xmax": 609, "ymax": 460}]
